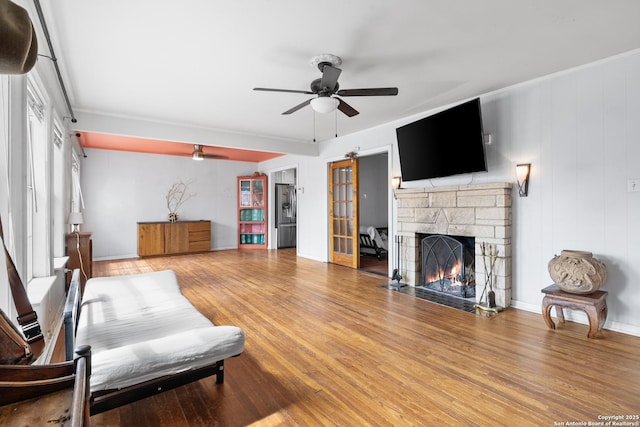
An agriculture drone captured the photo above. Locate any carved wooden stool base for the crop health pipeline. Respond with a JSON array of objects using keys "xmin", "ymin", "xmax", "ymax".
[{"xmin": 541, "ymin": 284, "xmax": 608, "ymax": 338}]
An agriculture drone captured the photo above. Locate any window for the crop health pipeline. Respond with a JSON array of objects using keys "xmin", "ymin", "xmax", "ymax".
[
  {"xmin": 1, "ymin": 71, "xmax": 67, "ymax": 330},
  {"xmin": 71, "ymin": 150, "xmax": 83, "ymax": 213},
  {"xmin": 26, "ymin": 78, "xmax": 50, "ymax": 282},
  {"xmin": 0, "ymin": 75, "xmax": 11, "ymax": 312},
  {"xmin": 52, "ymin": 118, "xmax": 65, "ymax": 256}
]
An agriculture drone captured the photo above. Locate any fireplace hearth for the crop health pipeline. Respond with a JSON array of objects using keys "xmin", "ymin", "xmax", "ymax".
[{"xmin": 420, "ymin": 234, "xmax": 475, "ymax": 299}]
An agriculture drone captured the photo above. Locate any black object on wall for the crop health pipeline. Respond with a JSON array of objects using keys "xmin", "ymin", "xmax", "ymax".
[{"xmin": 396, "ymin": 98, "xmax": 487, "ymax": 181}]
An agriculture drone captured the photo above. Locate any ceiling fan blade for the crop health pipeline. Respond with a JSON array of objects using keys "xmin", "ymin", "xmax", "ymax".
[
  {"xmin": 337, "ymin": 98, "xmax": 359, "ymax": 117},
  {"xmin": 320, "ymin": 65, "xmax": 341, "ymax": 92},
  {"xmin": 254, "ymin": 87, "xmax": 314, "ymax": 95},
  {"xmin": 282, "ymin": 98, "xmax": 312, "ymax": 115},
  {"xmin": 191, "ymin": 144, "xmax": 228, "ymax": 160},
  {"xmin": 336, "ymin": 87, "xmax": 398, "ymax": 97}
]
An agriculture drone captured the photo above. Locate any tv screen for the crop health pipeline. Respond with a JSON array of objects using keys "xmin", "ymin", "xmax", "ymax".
[{"xmin": 396, "ymin": 98, "xmax": 487, "ymax": 181}]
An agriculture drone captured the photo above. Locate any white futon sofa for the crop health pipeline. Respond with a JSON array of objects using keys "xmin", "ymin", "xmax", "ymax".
[{"xmin": 64, "ymin": 269, "xmax": 245, "ymax": 415}]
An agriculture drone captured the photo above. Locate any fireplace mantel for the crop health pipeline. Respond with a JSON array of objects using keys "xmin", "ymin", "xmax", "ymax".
[{"xmin": 396, "ymin": 182, "xmax": 513, "ymax": 308}]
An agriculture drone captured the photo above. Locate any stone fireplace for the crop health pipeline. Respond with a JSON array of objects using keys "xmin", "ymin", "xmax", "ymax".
[{"xmin": 396, "ymin": 183, "xmax": 512, "ymax": 308}]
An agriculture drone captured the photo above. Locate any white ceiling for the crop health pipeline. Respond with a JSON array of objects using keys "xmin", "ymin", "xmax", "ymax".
[{"xmin": 36, "ymin": 1, "xmax": 640, "ymax": 153}]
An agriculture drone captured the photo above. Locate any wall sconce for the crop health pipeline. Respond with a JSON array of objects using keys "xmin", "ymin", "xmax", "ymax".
[
  {"xmin": 516, "ymin": 164, "xmax": 531, "ymax": 197},
  {"xmin": 68, "ymin": 211, "xmax": 84, "ymax": 232},
  {"xmin": 392, "ymin": 176, "xmax": 402, "ymax": 199}
]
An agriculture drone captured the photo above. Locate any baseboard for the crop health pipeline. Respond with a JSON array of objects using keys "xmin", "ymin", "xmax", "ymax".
[
  {"xmin": 93, "ymin": 253, "xmax": 139, "ymax": 261},
  {"xmin": 296, "ymin": 252, "xmax": 326, "ymax": 263}
]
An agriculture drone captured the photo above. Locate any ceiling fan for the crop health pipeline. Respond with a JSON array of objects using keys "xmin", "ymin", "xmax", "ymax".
[
  {"xmin": 254, "ymin": 54, "xmax": 398, "ymax": 117},
  {"xmin": 189, "ymin": 144, "xmax": 228, "ymax": 160}
]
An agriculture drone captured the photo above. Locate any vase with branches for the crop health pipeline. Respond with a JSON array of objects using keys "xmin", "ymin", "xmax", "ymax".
[
  {"xmin": 166, "ymin": 179, "xmax": 195, "ymax": 222},
  {"xmin": 480, "ymin": 242, "xmax": 498, "ymax": 308}
]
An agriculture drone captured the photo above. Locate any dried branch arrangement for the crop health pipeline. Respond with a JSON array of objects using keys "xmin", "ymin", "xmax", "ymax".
[
  {"xmin": 166, "ymin": 179, "xmax": 195, "ymax": 219},
  {"xmin": 481, "ymin": 242, "xmax": 498, "ymax": 307},
  {"xmin": 474, "ymin": 242, "xmax": 503, "ymax": 315}
]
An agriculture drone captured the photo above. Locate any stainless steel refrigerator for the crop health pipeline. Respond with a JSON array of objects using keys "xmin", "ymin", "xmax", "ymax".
[{"xmin": 275, "ymin": 184, "xmax": 296, "ymax": 248}]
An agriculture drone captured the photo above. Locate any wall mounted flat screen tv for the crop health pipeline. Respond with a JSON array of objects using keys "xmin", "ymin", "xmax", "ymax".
[{"xmin": 396, "ymin": 98, "xmax": 487, "ymax": 181}]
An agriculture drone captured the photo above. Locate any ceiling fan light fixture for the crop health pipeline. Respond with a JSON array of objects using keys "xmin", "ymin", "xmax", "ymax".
[
  {"xmin": 310, "ymin": 96, "xmax": 339, "ymax": 114},
  {"xmin": 192, "ymin": 144, "xmax": 205, "ymax": 160}
]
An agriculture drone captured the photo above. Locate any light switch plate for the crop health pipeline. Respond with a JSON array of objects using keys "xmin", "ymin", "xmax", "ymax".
[{"xmin": 628, "ymin": 179, "xmax": 640, "ymax": 193}]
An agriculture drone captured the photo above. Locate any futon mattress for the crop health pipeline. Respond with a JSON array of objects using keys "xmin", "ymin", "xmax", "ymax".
[{"xmin": 76, "ymin": 270, "xmax": 245, "ymax": 392}]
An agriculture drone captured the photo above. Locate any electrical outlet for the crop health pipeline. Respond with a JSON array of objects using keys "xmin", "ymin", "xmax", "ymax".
[{"xmin": 628, "ymin": 179, "xmax": 640, "ymax": 193}]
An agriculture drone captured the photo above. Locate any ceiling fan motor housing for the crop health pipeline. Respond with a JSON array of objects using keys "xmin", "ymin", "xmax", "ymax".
[
  {"xmin": 311, "ymin": 78, "xmax": 338, "ymax": 95},
  {"xmin": 316, "ymin": 61, "xmax": 332, "ymax": 72}
]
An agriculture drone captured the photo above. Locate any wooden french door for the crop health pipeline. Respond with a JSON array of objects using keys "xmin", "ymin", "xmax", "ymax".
[{"xmin": 329, "ymin": 159, "xmax": 359, "ymax": 268}]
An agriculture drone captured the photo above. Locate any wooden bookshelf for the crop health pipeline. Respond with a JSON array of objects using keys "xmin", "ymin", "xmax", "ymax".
[{"xmin": 238, "ymin": 175, "xmax": 267, "ymax": 249}]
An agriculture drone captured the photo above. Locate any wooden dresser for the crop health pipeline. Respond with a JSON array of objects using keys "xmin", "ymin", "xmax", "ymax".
[{"xmin": 137, "ymin": 220, "xmax": 211, "ymax": 256}]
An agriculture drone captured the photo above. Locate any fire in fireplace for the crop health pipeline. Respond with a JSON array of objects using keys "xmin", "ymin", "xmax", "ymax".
[{"xmin": 420, "ymin": 234, "xmax": 475, "ymax": 299}]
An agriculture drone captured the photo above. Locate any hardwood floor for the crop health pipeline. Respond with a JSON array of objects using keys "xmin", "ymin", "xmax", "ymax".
[
  {"xmin": 359, "ymin": 254, "xmax": 388, "ymax": 276},
  {"xmin": 84, "ymin": 249, "xmax": 640, "ymax": 426}
]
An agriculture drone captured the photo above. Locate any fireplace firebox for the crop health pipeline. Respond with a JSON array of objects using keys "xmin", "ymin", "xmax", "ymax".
[{"xmin": 420, "ymin": 234, "xmax": 475, "ymax": 299}]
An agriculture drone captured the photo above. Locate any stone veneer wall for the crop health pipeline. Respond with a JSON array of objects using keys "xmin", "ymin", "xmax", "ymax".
[{"xmin": 396, "ymin": 182, "xmax": 513, "ymax": 308}]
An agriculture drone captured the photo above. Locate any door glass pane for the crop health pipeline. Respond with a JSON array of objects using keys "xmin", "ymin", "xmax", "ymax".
[
  {"xmin": 240, "ymin": 180, "xmax": 251, "ymax": 206},
  {"xmin": 339, "ymin": 201, "xmax": 346, "ymax": 218},
  {"xmin": 347, "ymin": 239, "xmax": 352, "ymax": 255},
  {"xmin": 346, "ymin": 219, "xmax": 352, "ymax": 237},
  {"xmin": 253, "ymin": 180, "xmax": 264, "ymax": 206}
]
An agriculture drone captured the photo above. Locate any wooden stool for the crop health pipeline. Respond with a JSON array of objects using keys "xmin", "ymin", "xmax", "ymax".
[{"xmin": 541, "ymin": 284, "xmax": 608, "ymax": 338}]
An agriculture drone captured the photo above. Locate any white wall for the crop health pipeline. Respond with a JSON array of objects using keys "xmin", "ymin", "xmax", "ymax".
[
  {"xmin": 485, "ymin": 53, "xmax": 640, "ymax": 334},
  {"xmin": 82, "ymin": 149, "xmax": 260, "ymax": 258},
  {"xmin": 263, "ymin": 154, "xmax": 327, "ymax": 261}
]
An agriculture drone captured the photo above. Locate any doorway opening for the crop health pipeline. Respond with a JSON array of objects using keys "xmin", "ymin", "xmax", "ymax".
[
  {"xmin": 357, "ymin": 152, "xmax": 388, "ymax": 276},
  {"xmin": 273, "ymin": 168, "xmax": 297, "ymax": 249}
]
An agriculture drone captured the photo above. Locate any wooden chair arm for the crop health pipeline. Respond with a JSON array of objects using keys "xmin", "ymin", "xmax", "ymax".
[
  {"xmin": 0, "ymin": 360, "xmax": 75, "ymax": 381},
  {"xmin": 0, "ymin": 345, "xmax": 91, "ymax": 426},
  {"xmin": 0, "ymin": 373, "xmax": 76, "ymax": 405}
]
